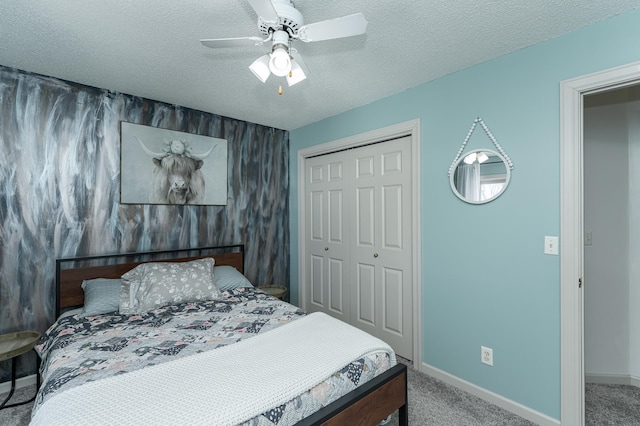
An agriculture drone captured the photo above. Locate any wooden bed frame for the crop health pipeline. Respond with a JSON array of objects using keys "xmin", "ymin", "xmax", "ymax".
[
  {"xmin": 54, "ymin": 244, "xmax": 408, "ymax": 426},
  {"xmin": 55, "ymin": 244, "xmax": 245, "ymax": 318}
]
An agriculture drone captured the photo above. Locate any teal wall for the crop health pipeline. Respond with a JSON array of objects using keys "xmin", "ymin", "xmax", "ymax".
[{"xmin": 289, "ymin": 9, "xmax": 640, "ymax": 420}]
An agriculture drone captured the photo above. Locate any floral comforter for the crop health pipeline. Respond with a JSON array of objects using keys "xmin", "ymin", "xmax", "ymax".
[{"xmin": 34, "ymin": 287, "xmax": 393, "ymax": 425}]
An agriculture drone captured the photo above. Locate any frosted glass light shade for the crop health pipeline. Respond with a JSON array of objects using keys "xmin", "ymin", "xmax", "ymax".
[
  {"xmin": 286, "ymin": 60, "xmax": 306, "ymax": 86},
  {"xmin": 463, "ymin": 153, "xmax": 476, "ymax": 164},
  {"xmin": 249, "ymin": 54, "xmax": 271, "ymax": 82},
  {"xmin": 463, "ymin": 151, "xmax": 490, "ymax": 164}
]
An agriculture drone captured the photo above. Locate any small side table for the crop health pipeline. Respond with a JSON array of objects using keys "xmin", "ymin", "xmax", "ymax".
[
  {"xmin": 0, "ymin": 331, "xmax": 41, "ymax": 410},
  {"xmin": 258, "ymin": 285, "xmax": 288, "ymax": 301}
]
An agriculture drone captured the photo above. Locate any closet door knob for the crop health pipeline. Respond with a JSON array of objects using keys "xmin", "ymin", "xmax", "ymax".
[
  {"xmin": 325, "ymin": 247, "xmax": 329, "ymax": 251},
  {"xmin": 373, "ymin": 253, "xmax": 379, "ymax": 258}
]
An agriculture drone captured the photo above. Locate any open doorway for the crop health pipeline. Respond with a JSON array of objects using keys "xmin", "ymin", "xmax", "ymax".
[
  {"xmin": 560, "ymin": 61, "xmax": 640, "ymax": 426},
  {"xmin": 583, "ymin": 85, "xmax": 640, "ymax": 422}
]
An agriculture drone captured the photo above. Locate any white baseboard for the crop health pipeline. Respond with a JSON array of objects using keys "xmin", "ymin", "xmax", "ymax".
[
  {"xmin": 585, "ymin": 373, "xmax": 640, "ymax": 387},
  {"xmin": 0, "ymin": 374, "xmax": 37, "ymax": 394},
  {"xmin": 418, "ymin": 362, "xmax": 560, "ymax": 426}
]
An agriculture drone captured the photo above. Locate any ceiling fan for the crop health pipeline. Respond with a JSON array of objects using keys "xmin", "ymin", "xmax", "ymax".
[{"xmin": 200, "ymin": 0, "xmax": 368, "ymax": 91}]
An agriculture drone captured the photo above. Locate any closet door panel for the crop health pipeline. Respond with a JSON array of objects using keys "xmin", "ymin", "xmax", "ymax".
[
  {"xmin": 304, "ymin": 153, "xmax": 350, "ymax": 323},
  {"xmin": 304, "ymin": 136, "xmax": 413, "ymax": 359},
  {"xmin": 356, "ymin": 186, "xmax": 375, "ymax": 247},
  {"xmin": 382, "ymin": 267, "xmax": 404, "ymax": 335},
  {"xmin": 329, "ymin": 257, "xmax": 345, "ymax": 314},
  {"xmin": 356, "ymin": 262, "xmax": 376, "ymax": 327},
  {"xmin": 310, "ymin": 254, "xmax": 324, "ymax": 307},
  {"xmin": 382, "ymin": 184, "xmax": 403, "ymax": 250}
]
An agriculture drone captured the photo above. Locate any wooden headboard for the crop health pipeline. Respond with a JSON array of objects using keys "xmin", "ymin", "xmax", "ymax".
[{"xmin": 55, "ymin": 244, "xmax": 244, "ymax": 318}]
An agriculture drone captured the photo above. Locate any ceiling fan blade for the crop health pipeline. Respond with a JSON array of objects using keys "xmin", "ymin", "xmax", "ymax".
[
  {"xmin": 298, "ymin": 13, "xmax": 368, "ymax": 42},
  {"xmin": 200, "ymin": 36, "xmax": 264, "ymax": 49},
  {"xmin": 247, "ymin": 0, "xmax": 279, "ymax": 23}
]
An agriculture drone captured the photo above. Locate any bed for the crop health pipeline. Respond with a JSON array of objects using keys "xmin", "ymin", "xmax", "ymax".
[{"xmin": 32, "ymin": 244, "xmax": 408, "ymax": 425}]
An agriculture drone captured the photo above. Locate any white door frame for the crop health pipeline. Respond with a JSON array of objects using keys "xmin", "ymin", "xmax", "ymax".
[
  {"xmin": 297, "ymin": 118, "xmax": 422, "ymax": 364},
  {"xmin": 560, "ymin": 61, "xmax": 640, "ymax": 426}
]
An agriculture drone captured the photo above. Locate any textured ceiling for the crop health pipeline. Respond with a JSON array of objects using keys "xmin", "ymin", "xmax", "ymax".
[{"xmin": 1, "ymin": 0, "xmax": 640, "ymax": 130}]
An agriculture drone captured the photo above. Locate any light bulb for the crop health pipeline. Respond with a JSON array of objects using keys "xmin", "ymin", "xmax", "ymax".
[{"xmin": 269, "ymin": 47, "xmax": 291, "ymax": 77}]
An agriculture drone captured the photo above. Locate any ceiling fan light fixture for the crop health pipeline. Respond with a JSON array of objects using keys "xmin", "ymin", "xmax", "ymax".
[
  {"xmin": 477, "ymin": 152, "xmax": 489, "ymax": 164},
  {"xmin": 463, "ymin": 153, "xmax": 476, "ymax": 165},
  {"xmin": 249, "ymin": 54, "xmax": 271, "ymax": 82},
  {"xmin": 201, "ymin": 3, "xmax": 370, "ymax": 89},
  {"xmin": 286, "ymin": 59, "xmax": 306, "ymax": 86},
  {"xmin": 463, "ymin": 151, "xmax": 490, "ymax": 165},
  {"xmin": 269, "ymin": 45, "xmax": 291, "ymax": 77}
]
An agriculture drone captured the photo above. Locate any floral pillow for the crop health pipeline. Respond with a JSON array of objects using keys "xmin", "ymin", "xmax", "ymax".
[{"xmin": 119, "ymin": 258, "xmax": 220, "ymax": 314}]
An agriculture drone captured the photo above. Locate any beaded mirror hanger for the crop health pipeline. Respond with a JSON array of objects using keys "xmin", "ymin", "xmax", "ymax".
[{"xmin": 447, "ymin": 117, "xmax": 514, "ymax": 177}]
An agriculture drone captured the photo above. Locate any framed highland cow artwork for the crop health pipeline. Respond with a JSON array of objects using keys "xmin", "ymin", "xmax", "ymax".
[{"xmin": 120, "ymin": 122, "xmax": 228, "ymax": 205}]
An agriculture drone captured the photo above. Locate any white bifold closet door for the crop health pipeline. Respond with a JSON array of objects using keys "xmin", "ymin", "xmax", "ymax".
[{"xmin": 304, "ymin": 136, "xmax": 413, "ymax": 359}]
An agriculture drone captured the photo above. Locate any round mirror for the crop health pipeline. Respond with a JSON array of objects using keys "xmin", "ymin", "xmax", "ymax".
[{"xmin": 450, "ymin": 149, "xmax": 511, "ymax": 204}]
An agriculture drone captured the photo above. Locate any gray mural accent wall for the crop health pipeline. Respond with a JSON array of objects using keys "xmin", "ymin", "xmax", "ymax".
[{"xmin": 0, "ymin": 66, "xmax": 289, "ymax": 381}]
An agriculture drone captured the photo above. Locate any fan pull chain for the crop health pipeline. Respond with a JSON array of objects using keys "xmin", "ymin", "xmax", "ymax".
[{"xmin": 278, "ymin": 85, "xmax": 283, "ymax": 95}]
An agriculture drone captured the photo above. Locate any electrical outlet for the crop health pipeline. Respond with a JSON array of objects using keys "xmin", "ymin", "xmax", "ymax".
[{"xmin": 481, "ymin": 346, "xmax": 493, "ymax": 366}]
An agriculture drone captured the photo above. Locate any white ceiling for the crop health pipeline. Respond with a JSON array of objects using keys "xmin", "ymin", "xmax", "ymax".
[{"xmin": 1, "ymin": 1, "xmax": 639, "ymax": 130}]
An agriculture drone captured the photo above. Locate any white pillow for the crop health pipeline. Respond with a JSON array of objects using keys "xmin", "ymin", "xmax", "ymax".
[{"xmin": 119, "ymin": 258, "xmax": 220, "ymax": 314}]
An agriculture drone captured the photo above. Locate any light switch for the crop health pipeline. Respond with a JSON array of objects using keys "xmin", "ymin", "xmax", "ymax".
[{"xmin": 544, "ymin": 236, "xmax": 559, "ymax": 255}]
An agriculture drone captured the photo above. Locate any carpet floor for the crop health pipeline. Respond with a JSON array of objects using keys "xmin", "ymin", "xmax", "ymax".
[
  {"xmin": 2, "ymin": 371, "xmax": 639, "ymax": 425},
  {"xmin": 585, "ymin": 382, "xmax": 640, "ymax": 426}
]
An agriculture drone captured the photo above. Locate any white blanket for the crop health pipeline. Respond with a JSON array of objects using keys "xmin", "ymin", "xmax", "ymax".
[{"xmin": 30, "ymin": 312, "xmax": 395, "ymax": 426}]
